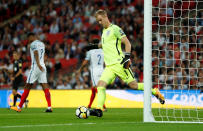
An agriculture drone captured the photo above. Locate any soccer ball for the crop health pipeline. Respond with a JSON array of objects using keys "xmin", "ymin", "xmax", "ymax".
[{"xmin": 75, "ymin": 106, "xmax": 90, "ymax": 119}]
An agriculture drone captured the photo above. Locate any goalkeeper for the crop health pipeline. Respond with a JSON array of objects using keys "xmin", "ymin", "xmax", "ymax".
[{"xmin": 85, "ymin": 9, "xmax": 165, "ymax": 117}]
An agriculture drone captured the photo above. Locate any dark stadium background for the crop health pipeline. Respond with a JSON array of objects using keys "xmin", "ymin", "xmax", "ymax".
[
  {"xmin": 0, "ymin": 0, "xmax": 203, "ymax": 130},
  {"xmin": 0, "ymin": 0, "xmax": 144, "ymax": 90},
  {"xmin": 0, "ymin": 0, "xmax": 203, "ymax": 90}
]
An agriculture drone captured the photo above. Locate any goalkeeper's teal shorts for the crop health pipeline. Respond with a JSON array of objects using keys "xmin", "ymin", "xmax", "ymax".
[{"xmin": 99, "ymin": 63, "xmax": 135, "ymax": 85}]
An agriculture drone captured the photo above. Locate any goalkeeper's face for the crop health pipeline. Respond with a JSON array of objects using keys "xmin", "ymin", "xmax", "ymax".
[{"xmin": 96, "ymin": 15, "xmax": 109, "ymax": 28}]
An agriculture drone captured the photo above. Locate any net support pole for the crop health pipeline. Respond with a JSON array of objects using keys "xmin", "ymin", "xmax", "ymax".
[{"xmin": 144, "ymin": 0, "xmax": 155, "ymax": 122}]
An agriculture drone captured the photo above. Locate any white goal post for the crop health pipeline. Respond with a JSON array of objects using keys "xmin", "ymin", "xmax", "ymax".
[
  {"xmin": 144, "ymin": 0, "xmax": 155, "ymax": 122},
  {"xmin": 144, "ymin": 0, "xmax": 203, "ymax": 123}
]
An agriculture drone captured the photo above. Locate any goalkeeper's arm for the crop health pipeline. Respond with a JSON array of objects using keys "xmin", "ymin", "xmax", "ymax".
[{"xmin": 120, "ymin": 36, "xmax": 131, "ymax": 69}]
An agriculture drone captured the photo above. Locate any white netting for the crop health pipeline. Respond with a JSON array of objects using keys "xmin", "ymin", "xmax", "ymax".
[{"xmin": 151, "ymin": 0, "xmax": 203, "ymax": 122}]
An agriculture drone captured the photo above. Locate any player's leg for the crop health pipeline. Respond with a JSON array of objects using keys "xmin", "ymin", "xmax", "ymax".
[
  {"xmin": 39, "ymin": 70, "xmax": 52, "ymax": 112},
  {"xmin": 12, "ymin": 90, "xmax": 22, "ymax": 107},
  {"xmin": 115, "ymin": 65, "xmax": 165, "ymax": 104},
  {"xmin": 19, "ymin": 68, "xmax": 38, "ymax": 108},
  {"xmin": 97, "ymin": 67, "xmax": 116, "ymax": 110},
  {"xmin": 126, "ymin": 68, "xmax": 165, "ymax": 104},
  {"xmin": 40, "ymin": 83, "xmax": 52, "ymax": 112},
  {"xmin": 113, "ymin": 64, "xmax": 165, "ymax": 104},
  {"xmin": 18, "ymin": 84, "xmax": 32, "ymax": 108},
  {"xmin": 128, "ymin": 80, "xmax": 165, "ymax": 104},
  {"xmin": 88, "ymin": 70, "xmax": 97, "ymax": 108},
  {"xmin": 89, "ymin": 80, "xmax": 107, "ymax": 117},
  {"xmin": 10, "ymin": 68, "xmax": 38, "ymax": 112},
  {"xmin": 89, "ymin": 67, "xmax": 116, "ymax": 117},
  {"xmin": 88, "ymin": 86, "xmax": 96, "ymax": 108},
  {"xmin": 88, "ymin": 69, "xmax": 106, "ymax": 109},
  {"xmin": 101, "ymin": 78, "xmax": 116, "ymax": 111},
  {"xmin": 12, "ymin": 89, "xmax": 18, "ymax": 106},
  {"xmin": 88, "ymin": 87, "xmax": 107, "ymax": 110},
  {"xmin": 97, "ymin": 80, "xmax": 107, "ymax": 110},
  {"xmin": 12, "ymin": 77, "xmax": 22, "ymax": 107},
  {"xmin": 10, "ymin": 83, "xmax": 32, "ymax": 112}
]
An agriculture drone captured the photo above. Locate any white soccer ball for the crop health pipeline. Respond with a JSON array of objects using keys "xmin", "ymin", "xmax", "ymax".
[{"xmin": 75, "ymin": 106, "xmax": 90, "ymax": 119}]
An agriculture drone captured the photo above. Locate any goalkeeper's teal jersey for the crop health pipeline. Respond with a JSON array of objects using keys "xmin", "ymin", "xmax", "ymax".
[{"xmin": 101, "ymin": 24, "xmax": 126, "ymax": 66}]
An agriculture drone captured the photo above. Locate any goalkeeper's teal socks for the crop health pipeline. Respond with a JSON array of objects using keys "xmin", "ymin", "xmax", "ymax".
[
  {"xmin": 97, "ymin": 86, "xmax": 106, "ymax": 110},
  {"xmin": 137, "ymin": 83, "xmax": 156, "ymax": 95}
]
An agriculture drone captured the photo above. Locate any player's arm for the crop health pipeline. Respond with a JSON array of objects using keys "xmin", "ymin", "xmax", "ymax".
[
  {"xmin": 15, "ymin": 62, "xmax": 22, "ymax": 78},
  {"xmin": 83, "ymin": 43, "xmax": 102, "ymax": 51},
  {"xmin": 120, "ymin": 36, "xmax": 131, "ymax": 69},
  {"xmin": 121, "ymin": 36, "xmax": 131, "ymax": 53},
  {"xmin": 34, "ymin": 50, "xmax": 44, "ymax": 72},
  {"xmin": 77, "ymin": 51, "xmax": 90, "ymax": 74},
  {"xmin": 14, "ymin": 69, "xmax": 22, "ymax": 78},
  {"xmin": 77, "ymin": 60, "xmax": 88, "ymax": 73},
  {"xmin": 114, "ymin": 25, "xmax": 131, "ymax": 69},
  {"xmin": 14, "ymin": 69, "xmax": 23, "ymax": 78}
]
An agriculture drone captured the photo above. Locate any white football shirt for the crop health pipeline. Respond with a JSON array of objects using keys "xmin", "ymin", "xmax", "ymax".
[
  {"xmin": 30, "ymin": 40, "xmax": 46, "ymax": 67},
  {"xmin": 85, "ymin": 49, "xmax": 104, "ymax": 71}
]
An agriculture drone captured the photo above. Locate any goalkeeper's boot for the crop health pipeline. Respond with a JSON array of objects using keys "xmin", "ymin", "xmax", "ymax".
[
  {"xmin": 10, "ymin": 106, "xmax": 21, "ymax": 112},
  {"xmin": 154, "ymin": 88, "xmax": 165, "ymax": 104},
  {"xmin": 89, "ymin": 109, "xmax": 103, "ymax": 117}
]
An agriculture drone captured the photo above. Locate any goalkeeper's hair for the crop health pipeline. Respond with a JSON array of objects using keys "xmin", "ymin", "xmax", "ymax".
[{"xmin": 95, "ymin": 9, "xmax": 107, "ymax": 17}]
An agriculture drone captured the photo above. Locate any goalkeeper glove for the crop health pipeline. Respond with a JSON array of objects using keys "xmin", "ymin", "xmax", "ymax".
[
  {"xmin": 120, "ymin": 52, "xmax": 131, "ymax": 69},
  {"xmin": 82, "ymin": 44, "xmax": 99, "ymax": 51}
]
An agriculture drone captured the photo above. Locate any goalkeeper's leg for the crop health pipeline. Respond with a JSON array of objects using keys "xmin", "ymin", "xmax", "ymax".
[
  {"xmin": 89, "ymin": 67, "xmax": 115, "ymax": 117},
  {"xmin": 112, "ymin": 64, "xmax": 165, "ymax": 104},
  {"xmin": 128, "ymin": 81, "xmax": 165, "ymax": 104},
  {"xmin": 89, "ymin": 81, "xmax": 107, "ymax": 117}
]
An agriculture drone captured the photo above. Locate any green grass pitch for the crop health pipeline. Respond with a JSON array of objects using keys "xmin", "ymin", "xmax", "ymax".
[{"xmin": 0, "ymin": 108, "xmax": 202, "ymax": 131}]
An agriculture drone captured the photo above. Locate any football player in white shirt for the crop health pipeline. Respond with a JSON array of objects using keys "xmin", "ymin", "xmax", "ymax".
[
  {"xmin": 77, "ymin": 46, "xmax": 106, "ymax": 110},
  {"xmin": 11, "ymin": 33, "xmax": 52, "ymax": 112}
]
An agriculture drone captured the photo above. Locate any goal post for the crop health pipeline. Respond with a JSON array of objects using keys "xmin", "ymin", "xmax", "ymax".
[
  {"xmin": 144, "ymin": 0, "xmax": 155, "ymax": 122},
  {"xmin": 144, "ymin": 0, "xmax": 203, "ymax": 123}
]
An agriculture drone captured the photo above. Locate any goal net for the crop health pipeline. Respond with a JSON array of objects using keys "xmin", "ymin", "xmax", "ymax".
[{"xmin": 144, "ymin": 0, "xmax": 203, "ymax": 123}]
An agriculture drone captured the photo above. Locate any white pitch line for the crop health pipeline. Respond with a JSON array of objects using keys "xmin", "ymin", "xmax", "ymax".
[
  {"xmin": 0, "ymin": 112, "xmax": 130, "ymax": 116},
  {"xmin": 0, "ymin": 111, "xmax": 80, "ymax": 116},
  {"xmin": 0, "ymin": 122, "xmax": 138, "ymax": 128}
]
